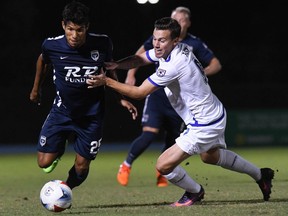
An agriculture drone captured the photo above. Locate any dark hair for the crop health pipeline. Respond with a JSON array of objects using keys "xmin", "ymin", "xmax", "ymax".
[
  {"xmin": 62, "ymin": 1, "xmax": 90, "ymax": 26},
  {"xmin": 154, "ymin": 17, "xmax": 181, "ymax": 40}
]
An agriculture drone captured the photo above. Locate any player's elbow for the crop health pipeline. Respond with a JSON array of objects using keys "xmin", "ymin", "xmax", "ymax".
[
  {"xmin": 129, "ymin": 85, "xmax": 152, "ymax": 100},
  {"xmin": 217, "ymin": 62, "xmax": 222, "ymax": 72}
]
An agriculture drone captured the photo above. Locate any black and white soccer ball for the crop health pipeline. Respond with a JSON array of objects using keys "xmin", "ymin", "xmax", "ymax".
[{"xmin": 40, "ymin": 180, "xmax": 72, "ymax": 212}]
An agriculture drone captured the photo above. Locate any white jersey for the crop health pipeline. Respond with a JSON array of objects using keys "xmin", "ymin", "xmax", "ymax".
[{"xmin": 147, "ymin": 43, "xmax": 224, "ymax": 126}]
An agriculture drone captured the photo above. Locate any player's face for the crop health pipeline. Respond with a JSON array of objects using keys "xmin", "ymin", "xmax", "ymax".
[
  {"xmin": 62, "ymin": 21, "xmax": 89, "ymax": 48},
  {"xmin": 152, "ymin": 29, "xmax": 178, "ymax": 59}
]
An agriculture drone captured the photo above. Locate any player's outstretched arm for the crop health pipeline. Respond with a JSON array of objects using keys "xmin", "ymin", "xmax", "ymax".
[
  {"xmin": 105, "ymin": 52, "xmax": 151, "ymax": 71},
  {"xmin": 125, "ymin": 45, "xmax": 146, "ymax": 85},
  {"xmin": 88, "ymin": 73, "xmax": 157, "ymax": 100}
]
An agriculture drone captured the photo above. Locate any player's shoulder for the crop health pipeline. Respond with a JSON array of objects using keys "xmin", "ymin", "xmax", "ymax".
[
  {"xmin": 170, "ymin": 43, "xmax": 195, "ymax": 65},
  {"xmin": 174, "ymin": 43, "xmax": 193, "ymax": 56},
  {"xmin": 88, "ymin": 33, "xmax": 111, "ymax": 42},
  {"xmin": 87, "ymin": 33, "xmax": 112, "ymax": 48},
  {"xmin": 44, "ymin": 35, "xmax": 64, "ymax": 43},
  {"xmin": 184, "ymin": 33, "xmax": 211, "ymax": 53},
  {"xmin": 42, "ymin": 35, "xmax": 65, "ymax": 46},
  {"xmin": 42, "ymin": 35, "xmax": 65, "ymax": 49},
  {"xmin": 46, "ymin": 34, "xmax": 65, "ymax": 40},
  {"xmin": 185, "ymin": 33, "xmax": 204, "ymax": 44}
]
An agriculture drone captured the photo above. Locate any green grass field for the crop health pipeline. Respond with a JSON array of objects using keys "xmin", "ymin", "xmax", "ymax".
[{"xmin": 0, "ymin": 146, "xmax": 287, "ymax": 216}]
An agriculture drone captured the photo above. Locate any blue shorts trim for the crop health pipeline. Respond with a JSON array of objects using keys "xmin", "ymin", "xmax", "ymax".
[{"xmin": 189, "ymin": 110, "xmax": 225, "ymax": 127}]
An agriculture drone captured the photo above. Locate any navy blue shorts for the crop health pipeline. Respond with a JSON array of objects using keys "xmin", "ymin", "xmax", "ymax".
[
  {"xmin": 37, "ymin": 107, "xmax": 103, "ymax": 160},
  {"xmin": 141, "ymin": 89, "xmax": 183, "ymax": 133}
]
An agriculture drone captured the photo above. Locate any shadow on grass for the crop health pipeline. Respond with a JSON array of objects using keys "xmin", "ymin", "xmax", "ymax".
[
  {"xmin": 202, "ymin": 198, "xmax": 288, "ymax": 205},
  {"xmin": 81, "ymin": 198, "xmax": 288, "ymax": 209},
  {"xmin": 85, "ymin": 201, "xmax": 171, "ymax": 208}
]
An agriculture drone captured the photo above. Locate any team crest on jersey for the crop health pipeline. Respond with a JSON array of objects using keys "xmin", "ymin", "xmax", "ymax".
[
  {"xmin": 182, "ymin": 46, "xmax": 190, "ymax": 57},
  {"xmin": 156, "ymin": 68, "xmax": 166, "ymax": 77},
  {"xmin": 40, "ymin": 135, "xmax": 46, "ymax": 146},
  {"xmin": 91, "ymin": 50, "xmax": 99, "ymax": 61}
]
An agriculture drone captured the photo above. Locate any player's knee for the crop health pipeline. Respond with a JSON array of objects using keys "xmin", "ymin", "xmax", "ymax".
[
  {"xmin": 200, "ymin": 148, "xmax": 220, "ymax": 165},
  {"xmin": 200, "ymin": 155, "xmax": 214, "ymax": 164},
  {"xmin": 37, "ymin": 158, "xmax": 52, "ymax": 168},
  {"xmin": 142, "ymin": 126, "xmax": 159, "ymax": 134},
  {"xmin": 156, "ymin": 166, "xmax": 169, "ymax": 175},
  {"xmin": 37, "ymin": 152, "xmax": 58, "ymax": 168},
  {"xmin": 156, "ymin": 161, "xmax": 173, "ymax": 175}
]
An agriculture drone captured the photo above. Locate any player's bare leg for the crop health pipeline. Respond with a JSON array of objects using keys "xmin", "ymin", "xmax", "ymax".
[
  {"xmin": 38, "ymin": 152, "xmax": 60, "ymax": 173},
  {"xmin": 156, "ymin": 144, "xmax": 204, "ymax": 206}
]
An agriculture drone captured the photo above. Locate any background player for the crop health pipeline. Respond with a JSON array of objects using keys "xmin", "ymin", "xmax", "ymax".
[{"xmin": 117, "ymin": 6, "xmax": 222, "ymax": 187}]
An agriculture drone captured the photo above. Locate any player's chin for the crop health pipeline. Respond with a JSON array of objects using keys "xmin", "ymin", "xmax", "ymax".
[
  {"xmin": 69, "ymin": 44, "xmax": 78, "ymax": 49},
  {"xmin": 68, "ymin": 41, "xmax": 80, "ymax": 48},
  {"xmin": 154, "ymin": 51, "xmax": 163, "ymax": 58}
]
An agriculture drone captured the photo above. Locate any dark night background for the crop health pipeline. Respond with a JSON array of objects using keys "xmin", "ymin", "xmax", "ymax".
[{"xmin": 1, "ymin": 0, "xmax": 288, "ymax": 145}]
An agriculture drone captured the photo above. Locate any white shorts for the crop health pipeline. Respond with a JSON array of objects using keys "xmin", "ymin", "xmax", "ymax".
[{"xmin": 176, "ymin": 112, "xmax": 227, "ymax": 155}]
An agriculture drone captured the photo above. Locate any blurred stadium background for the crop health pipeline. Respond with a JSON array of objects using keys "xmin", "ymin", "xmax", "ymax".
[{"xmin": 1, "ymin": 0, "xmax": 287, "ymax": 148}]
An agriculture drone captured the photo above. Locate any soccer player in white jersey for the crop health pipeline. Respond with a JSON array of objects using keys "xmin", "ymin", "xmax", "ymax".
[
  {"xmin": 116, "ymin": 6, "xmax": 222, "ymax": 188},
  {"xmin": 87, "ymin": 17, "xmax": 274, "ymax": 206}
]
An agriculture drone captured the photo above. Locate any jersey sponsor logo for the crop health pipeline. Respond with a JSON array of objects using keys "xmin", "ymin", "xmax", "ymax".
[
  {"xmin": 156, "ymin": 68, "xmax": 166, "ymax": 77},
  {"xmin": 40, "ymin": 135, "xmax": 46, "ymax": 146},
  {"xmin": 91, "ymin": 50, "xmax": 99, "ymax": 61},
  {"xmin": 64, "ymin": 66, "xmax": 99, "ymax": 83}
]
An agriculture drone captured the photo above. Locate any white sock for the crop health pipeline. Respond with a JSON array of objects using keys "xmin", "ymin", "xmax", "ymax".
[
  {"xmin": 123, "ymin": 161, "xmax": 131, "ymax": 167},
  {"xmin": 164, "ymin": 166, "xmax": 201, "ymax": 193},
  {"xmin": 217, "ymin": 149, "xmax": 261, "ymax": 181}
]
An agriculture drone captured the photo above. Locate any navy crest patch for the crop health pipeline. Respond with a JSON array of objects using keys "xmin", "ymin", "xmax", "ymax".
[
  {"xmin": 91, "ymin": 50, "xmax": 99, "ymax": 61},
  {"xmin": 40, "ymin": 135, "xmax": 46, "ymax": 146},
  {"xmin": 156, "ymin": 68, "xmax": 166, "ymax": 77}
]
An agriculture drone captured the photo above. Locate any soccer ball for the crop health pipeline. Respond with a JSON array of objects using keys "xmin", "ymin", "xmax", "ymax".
[{"xmin": 40, "ymin": 180, "xmax": 73, "ymax": 212}]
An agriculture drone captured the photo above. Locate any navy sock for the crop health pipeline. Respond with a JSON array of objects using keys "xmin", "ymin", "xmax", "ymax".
[
  {"xmin": 126, "ymin": 131, "xmax": 157, "ymax": 165},
  {"xmin": 66, "ymin": 165, "xmax": 89, "ymax": 189}
]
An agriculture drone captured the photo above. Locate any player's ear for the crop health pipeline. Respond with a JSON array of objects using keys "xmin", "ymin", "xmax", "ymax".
[
  {"xmin": 187, "ymin": 19, "xmax": 191, "ymax": 28},
  {"xmin": 61, "ymin": 21, "xmax": 66, "ymax": 30},
  {"xmin": 173, "ymin": 37, "xmax": 179, "ymax": 46}
]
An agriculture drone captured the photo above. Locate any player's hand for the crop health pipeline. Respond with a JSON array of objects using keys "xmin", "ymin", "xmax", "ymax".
[
  {"xmin": 87, "ymin": 74, "xmax": 107, "ymax": 88},
  {"xmin": 29, "ymin": 89, "xmax": 42, "ymax": 106},
  {"xmin": 120, "ymin": 99, "xmax": 138, "ymax": 120},
  {"xmin": 104, "ymin": 61, "xmax": 118, "ymax": 70}
]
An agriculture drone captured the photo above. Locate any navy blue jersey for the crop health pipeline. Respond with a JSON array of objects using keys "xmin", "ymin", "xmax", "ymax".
[
  {"xmin": 143, "ymin": 33, "xmax": 214, "ymax": 67},
  {"xmin": 41, "ymin": 33, "xmax": 113, "ymax": 118}
]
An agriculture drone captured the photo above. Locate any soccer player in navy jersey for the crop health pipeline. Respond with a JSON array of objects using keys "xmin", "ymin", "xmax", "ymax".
[
  {"xmin": 88, "ymin": 17, "xmax": 274, "ymax": 207},
  {"xmin": 29, "ymin": 1, "xmax": 137, "ymax": 190},
  {"xmin": 116, "ymin": 6, "xmax": 222, "ymax": 187}
]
